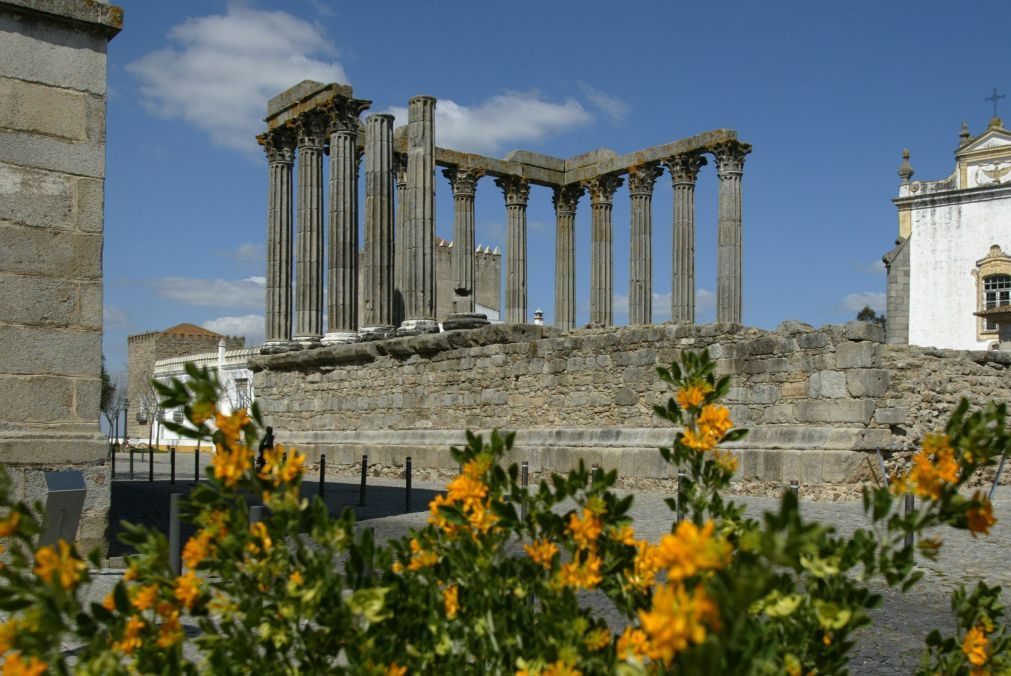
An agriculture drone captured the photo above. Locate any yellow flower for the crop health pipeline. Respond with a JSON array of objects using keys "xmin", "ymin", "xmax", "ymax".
[
  {"xmin": 676, "ymin": 382, "xmax": 713, "ymax": 410},
  {"xmin": 174, "ymin": 571, "xmax": 201, "ymax": 610},
  {"xmin": 0, "ymin": 511, "xmax": 20, "ymax": 537},
  {"xmin": 215, "ymin": 409, "xmax": 251, "ymax": 445},
  {"xmin": 427, "ymin": 493, "xmax": 458, "ymax": 536},
  {"xmin": 1, "ymin": 652, "xmax": 47, "ymax": 676},
  {"xmin": 407, "ymin": 538, "xmax": 438, "ymax": 571},
  {"xmin": 249, "ymin": 521, "xmax": 273, "ymax": 553},
  {"xmin": 33, "ymin": 539, "xmax": 86, "ymax": 589},
  {"xmin": 894, "ymin": 433, "xmax": 959, "ymax": 500},
  {"xmin": 465, "ymin": 500, "xmax": 498, "ymax": 535},
  {"xmin": 638, "ymin": 583, "xmax": 719, "ymax": 664},
  {"xmin": 391, "ymin": 561, "xmax": 404, "ymax": 574},
  {"xmin": 443, "ymin": 584, "xmax": 459, "ymax": 619},
  {"xmin": 567, "ymin": 509, "xmax": 603, "ymax": 550},
  {"xmin": 113, "ymin": 615, "xmax": 145, "ymax": 655},
  {"xmin": 462, "ymin": 454, "xmax": 493, "ymax": 480},
  {"xmin": 583, "ymin": 626, "xmax": 611, "ymax": 651},
  {"xmin": 559, "ymin": 550, "xmax": 602, "ymax": 589},
  {"xmin": 542, "ymin": 661, "xmax": 582, "ymax": 676},
  {"xmin": 156, "ymin": 609, "xmax": 183, "ymax": 649},
  {"xmin": 967, "ymin": 492, "xmax": 997, "ymax": 537},
  {"xmin": 609, "ymin": 524, "xmax": 637, "ymax": 546},
  {"xmin": 963, "ymin": 625, "xmax": 989, "ymax": 666},
  {"xmin": 0, "ymin": 621, "xmax": 16, "ymax": 652},
  {"xmin": 447, "ymin": 474, "xmax": 488, "ymax": 510},
  {"xmin": 712, "ymin": 449, "xmax": 739, "ymax": 474},
  {"xmin": 656, "ymin": 520, "xmax": 731, "ymax": 581},
  {"xmin": 123, "ymin": 564, "xmax": 139, "ymax": 581},
  {"xmin": 278, "ymin": 449, "xmax": 305, "ymax": 483},
  {"xmin": 131, "ymin": 584, "xmax": 159, "ymax": 611},
  {"xmin": 101, "ymin": 591, "xmax": 116, "ymax": 612},
  {"xmin": 182, "ymin": 531, "xmax": 213, "ymax": 569},
  {"xmin": 212, "ymin": 444, "xmax": 251, "ymax": 488},
  {"xmin": 617, "ymin": 626, "xmax": 650, "ymax": 661},
  {"xmin": 385, "ymin": 665, "xmax": 406, "ymax": 676},
  {"xmin": 625, "ymin": 540, "xmax": 663, "ymax": 591},
  {"xmin": 698, "ymin": 404, "xmax": 733, "ymax": 438},
  {"xmin": 190, "ymin": 400, "xmax": 215, "ymax": 425},
  {"xmin": 681, "ymin": 427, "xmax": 718, "ymax": 452},
  {"xmin": 289, "ymin": 571, "xmax": 304, "ymax": 586},
  {"xmin": 524, "ymin": 539, "xmax": 559, "ymax": 570}
]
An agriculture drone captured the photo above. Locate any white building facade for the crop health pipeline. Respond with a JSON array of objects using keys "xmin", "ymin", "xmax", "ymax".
[{"xmin": 886, "ymin": 117, "xmax": 1011, "ymax": 350}]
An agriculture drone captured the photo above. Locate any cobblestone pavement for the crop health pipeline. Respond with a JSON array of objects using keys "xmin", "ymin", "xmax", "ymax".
[{"xmin": 103, "ymin": 458, "xmax": 1011, "ymax": 673}]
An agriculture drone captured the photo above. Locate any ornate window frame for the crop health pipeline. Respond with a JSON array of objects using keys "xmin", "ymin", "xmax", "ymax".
[{"xmin": 974, "ymin": 245, "xmax": 1011, "ymax": 339}]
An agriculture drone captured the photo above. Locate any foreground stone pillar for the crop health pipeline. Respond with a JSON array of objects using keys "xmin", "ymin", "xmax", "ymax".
[
  {"xmin": 712, "ymin": 141, "xmax": 751, "ymax": 324},
  {"xmin": 552, "ymin": 185, "xmax": 583, "ymax": 331},
  {"xmin": 293, "ymin": 109, "xmax": 327, "ymax": 343},
  {"xmin": 584, "ymin": 174, "xmax": 624, "ymax": 326},
  {"xmin": 323, "ymin": 97, "xmax": 370, "ymax": 343},
  {"xmin": 260, "ymin": 128, "xmax": 296, "ymax": 347},
  {"xmin": 496, "ymin": 176, "xmax": 531, "ymax": 323},
  {"xmin": 663, "ymin": 153, "xmax": 707, "ymax": 323},
  {"xmin": 401, "ymin": 96, "xmax": 439, "ymax": 333},
  {"xmin": 627, "ymin": 164, "xmax": 662, "ymax": 325},
  {"xmin": 393, "ymin": 153, "xmax": 408, "ymax": 326},
  {"xmin": 443, "ymin": 167, "xmax": 484, "ymax": 314},
  {"xmin": 361, "ymin": 113, "xmax": 396, "ymax": 334}
]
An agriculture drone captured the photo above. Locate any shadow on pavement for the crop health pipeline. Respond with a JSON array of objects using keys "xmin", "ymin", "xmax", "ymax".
[{"xmin": 107, "ymin": 479, "xmax": 440, "ymax": 558}]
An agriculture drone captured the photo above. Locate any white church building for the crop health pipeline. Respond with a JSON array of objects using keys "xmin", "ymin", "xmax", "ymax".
[{"xmin": 885, "ymin": 116, "xmax": 1011, "ymax": 350}]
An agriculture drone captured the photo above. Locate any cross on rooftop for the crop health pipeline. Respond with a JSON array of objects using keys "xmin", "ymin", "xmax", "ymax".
[{"xmin": 985, "ymin": 87, "xmax": 1006, "ymax": 117}]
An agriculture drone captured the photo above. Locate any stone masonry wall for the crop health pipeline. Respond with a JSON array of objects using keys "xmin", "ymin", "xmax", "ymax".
[
  {"xmin": 250, "ymin": 319, "xmax": 1011, "ymax": 486},
  {"xmin": 0, "ymin": 0, "xmax": 122, "ymax": 552}
]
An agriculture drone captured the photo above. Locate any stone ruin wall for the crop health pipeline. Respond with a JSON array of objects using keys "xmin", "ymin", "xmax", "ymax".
[{"xmin": 251, "ymin": 321, "xmax": 1011, "ymax": 486}]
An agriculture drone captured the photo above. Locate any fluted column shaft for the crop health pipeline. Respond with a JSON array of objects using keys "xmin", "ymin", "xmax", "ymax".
[
  {"xmin": 663, "ymin": 153, "xmax": 707, "ymax": 323},
  {"xmin": 444, "ymin": 167, "xmax": 483, "ymax": 314},
  {"xmin": 585, "ymin": 175, "xmax": 623, "ymax": 326},
  {"xmin": 496, "ymin": 176, "xmax": 531, "ymax": 323},
  {"xmin": 294, "ymin": 110, "xmax": 327, "ymax": 341},
  {"xmin": 627, "ymin": 164, "xmax": 662, "ymax": 325},
  {"xmin": 404, "ymin": 96, "xmax": 437, "ymax": 321},
  {"xmin": 713, "ymin": 141, "xmax": 750, "ymax": 323},
  {"xmin": 552, "ymin": 185, "xmax": 583, "ymax": 331},
  {"xmin": 362, "ymin": 114, "xmax": 395, "ymax": 327},
  {"xmin": 393, "ymin": 153, "xmax": 408, "ymax": 326},
  {"xmin": 260, "ymin": 128, "xmax": 295, "ymax": 344},
  {"xmin": 328, "ymin": 129, "xmax": 358, "ymax": 334}
]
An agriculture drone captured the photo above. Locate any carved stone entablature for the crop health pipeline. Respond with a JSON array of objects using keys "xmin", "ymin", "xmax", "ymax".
[
  {"xmin": 551, "ymin": 184, "xmax": 584, "ymax": 214},
  {"xmin": 626, "ymin": 163, "xmax": 663, "ymax": 195},
  {"xmin": 323, "ymin": 96, "xmax": 372, "ymax": 136},
  {"xmin": 710, "ymin": 140, "xmax": 752, "ymax": 177},
  {"xmin": 295, "ymin": 109, "xmax": 329, "ymax": 148},
  {"xmin": 583, "ymin": 173, "xmax": 624, "ymax": 204},
  {"xmin": 495, "ymin": 175, "xmax": 531, "ymax": 206},
  {"xmin": 442, "ymin": 166, "xmax": 485, "ymax": 197},
  {"xmin": 662, "ymin": 153, "xmax": 707, "ymax": 186},
  {"xmin": 394, "ymin": 152, "xmax": 408, "ymax": 186},
  {"xmin": 258, "ymin": 127, "xmax": 296, "ymax": 164}
]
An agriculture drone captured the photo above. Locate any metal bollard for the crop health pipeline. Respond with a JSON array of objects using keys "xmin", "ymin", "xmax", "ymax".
[
  {"xmin": 194, "ymin": 442, "xmax": 200, "ymax": 484},
  {"xmin": 590, "ymin": 463, "xmax": 598, "ymax": 485},
  {"xmin": 358, "ymin": 454, "xmax": 368, "ymax": 507},
  {"xmin": 676, "ymin": 469, "xmax": 687, "ymax": 523},
  {"xmin": 990, "ymin": 454, "xmax": 1007, "ymax": 500},
  {"xmin": 790, "ymin": 479, "xmax": 799, "ymax": 497},
  {"xmin": 404, "ymin": 456, "xmax": 413, "ymax": 513},
  {"xmin": 249, "ymin": 505, "xmax": 264, "ymax": 525},
  {"xmin": 170, "ymin": 447, "xmax": 176, "ymax": 485},
  {"xmin": 111, "ymin": 443, "xmax": 117, "ymax": 480},
  {"xmin": 148, "ymin": 443, "xmax": 154, "ymax": 482},
  {"xmin": 129, "ymin": 445, "xmax": 134, "ymax": 480},
  {"xmin": 319, "ymin": 454, "xmax": 326, "ymax": 498},
  {"xmin": 521, "ymin": 460, "xmax": 529, "ymax": 521},
  {"xmin": 168, "ymin": 493, "xmax": 182, "ymax": 575},
  {"xmin": 904, "ymin": 493, "xmax": 915, "ymax": 551}
]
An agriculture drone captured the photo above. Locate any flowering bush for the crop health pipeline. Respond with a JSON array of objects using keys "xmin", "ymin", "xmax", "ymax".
[{"xmin": 0, "ymin": 351, "xmax": 1008, "ymax": 674}]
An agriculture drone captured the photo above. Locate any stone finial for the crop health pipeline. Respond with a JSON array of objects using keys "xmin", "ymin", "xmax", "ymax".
[
  {"xmin": 898, "ymin": 149, "xmax": 914, "ymax": 183},
  {"xmin": 533, "ymin": 309, "xmax": 544, "ymax": 326},
  {"xmin": 960, "ymin": 121, "xmax": 971, "ymax": 146},
  {"xmin": 989, "ymin": 116, "xmax": 1004, "ymax": 130}
]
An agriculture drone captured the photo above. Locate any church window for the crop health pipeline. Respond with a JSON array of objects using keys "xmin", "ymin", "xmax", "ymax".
[
  {"xmin": 975, "ymin": 245, "xmax": 1011, "ymax": 339},
  {"xmin": 984, "ymin": 274, "xmax": 1011, "ymax": 331}
]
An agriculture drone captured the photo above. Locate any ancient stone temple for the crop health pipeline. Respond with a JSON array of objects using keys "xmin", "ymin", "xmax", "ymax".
[{"xmin": 256, "ymin": 80, "xmax": 751, "ymax": 348}]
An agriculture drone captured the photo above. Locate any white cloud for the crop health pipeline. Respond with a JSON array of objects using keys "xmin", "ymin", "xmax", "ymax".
[
  {"xmin": 151, "ymin": 276, "xmax": 265, "ymax": 309},
  {"xmin": 388, "ymin": 90, "xmax": 592, "ymax": 155},
  {"xmin": 230, "ymin": 242, "xmax": 265, "ymax": 263},
  {"xmin": 203, "ymin": 314, "xmax": 265, "ymax": 346},
  {"xmin": 127, "ymin": 5, "xmax": 348, "ymax": 154},
  {"xmin": 578, "ymin": 82, "xmax": 630, "ymax": 123},
  {"xmin": 104, "ymin": 305, "xmax": 130, "ymax": 330},
  {"xmin": 842, "ymin": 291, "xmax": 886, "ymax": 314},
  {"xmin": 864, "ymin": 259, "xmax": 886, "ymax": 274}
]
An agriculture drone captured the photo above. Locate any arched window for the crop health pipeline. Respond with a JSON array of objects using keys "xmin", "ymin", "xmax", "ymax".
[
  {"xmin": 984, "ymin": 274, "xmax": 1011, "ymax": 331},
  {"xmin": 975, "ymin": 245, "xmax": 1011, "ymax": 338}
]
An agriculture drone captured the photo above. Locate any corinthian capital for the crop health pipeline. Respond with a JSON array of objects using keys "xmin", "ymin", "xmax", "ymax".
[
  {"xmin": 324, "ymin": 96, "xmax": 372, "ymax": 135},
  {"xmin": 495, "ymin": 175, "xmax": 531, "ymax": 206},
  {"xmin": 662, "ymin": 153, "xmax": 707, "ymax": 185},
  {"xmin": 626, "ymin": 163, "xmax": 663, "ymax": 195},
  {"xmin": 583, "ymin": 173, "xmax": 624, "ymax": 204},
  {"xmin": 710, "ymin": 140, "xmax": 752, "ymax": 176},
  {"xmin": 443, "ymin": 166, "xmax": 485, "ymax": 196},
  {"xmin": 258, "ymin": 126, "xmax": 296, "ymax": 164},
  {"xmin": 294, "ymin": 109, "xmax": 329, "ymax": 148},
  {"xmin": 551, "ymin": 184, "xmax": 584, "ymax": 213}
]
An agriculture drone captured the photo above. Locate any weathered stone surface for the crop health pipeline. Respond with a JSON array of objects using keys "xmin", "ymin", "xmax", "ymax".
[
  {"xmin": 0, "ymin": 325, "xmax": 100, "ymax": 376},
  {"xmin": 836, "ymin": 341, "xmax": 881, "ymax": 368},
  {"xmin": 0, "ymin": 224, "xmax": 102, "ymax": 278},
  {"xmin": 795, "ymin": 400, "xmax": 875, "ymax": 424},
  {"xmin": 0, "ymin": 275, "xmax": 76, "ymax": 325},
  {"xmin": 846, "ymin": 369, "xmax": 890, "ymax": 397},
  {"xmin": 808, "ymin": 370, "xmax": 847, "ymax": 398},
  {"xmin": 0, "ymin": 375, "xmax": 74, "ymax": 421},
  {"xmin": 442, "ymin": 313, "xmax": 490, "ymax": 331},
  {"xmin": 0, "ymin": 78, "xmax": 88, "ymax": 140},
  {"xmin": 0, "ymin": 162, "xmax": 75, "ymax": 229},
  {"xmin": 843, "ymin": 320, "xmax": 885, "ymax": 343}
]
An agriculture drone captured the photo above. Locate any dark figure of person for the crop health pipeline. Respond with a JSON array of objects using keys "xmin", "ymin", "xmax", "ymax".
[{"xmin": 257, "ymin": 426, "xmax": 274, "ymax": 472}]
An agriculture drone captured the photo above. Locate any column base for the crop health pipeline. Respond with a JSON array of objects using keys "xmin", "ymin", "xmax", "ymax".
[
  {"xmin": 292, "ymin": 335, "xmax": 323, "ymax": 349},
  {"xmin": 396, "ymin": 319, "xmax": 441, "ymax": 337},
  {"xmin": 443, "ymin": 313, "xmax": 490, "ymax": 331},
  {"xmin": 321, "ymin": 331, "xmax": 359, "ymax": 345},
  {"xmin": 260, "ymin": 341, "xmax": 302, "ymax": 355},
  {"xmin": 358, "ymin": 325, "xmax": 397, "ymax": 342}
]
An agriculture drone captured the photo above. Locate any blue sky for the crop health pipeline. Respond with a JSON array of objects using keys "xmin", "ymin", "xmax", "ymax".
[{"xmin": 103, "ymin": 0, "xmax": 1011, "ymax": 374}]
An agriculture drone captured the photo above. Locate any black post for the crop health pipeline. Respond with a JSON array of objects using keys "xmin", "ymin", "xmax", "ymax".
[
  {"xmin": 676, "ymin": 469, "xmax": 687, "ymax": 523},
  {"xmin": 111, "ymin": 440, "xmax": 116, "ymax": 479},
  {"xmin": 148, "ymin": 439, "xmax": 154, "ymax": 482},
  {"xmin": 168, "ymin": 493, "xmax": 181, "ymax": 575},
  {"xmin": 129, "ymin": 443, "xmax": 134, "ymax": 480},
  {"xmin": 904, "ymin": 493, "xmax": 915, "ymax": 551},
  {"xmin": 318, "ymin": 454, "xmax": 326, "ymax": 498},
  {"xmin": 194, "ymin": 439, "xmax": 200, "ymax": 484},
  {"xmin": 520, "ymin": 460, "xmax": 529, "ymax": 521},
  {"xmin": 404, "ymin": 456, "xmax": 412, "ymax": 513},
  {"xmin": 170, "ymin": 446, "xmax": 176, "ymax": 485},
  {"xmin": 790, "ymin": 479, "xmax": 799, "ymax": 497},
  {"xmin": 358, "ymin": 454, "xmax": 368, "ymax": 507},
  {"xmin": 590, "ymin": 463, "xmax": 598, "ymax": 485}
]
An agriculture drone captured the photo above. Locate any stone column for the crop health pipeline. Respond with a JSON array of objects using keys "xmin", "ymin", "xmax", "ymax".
[
  {"xmin": 401, "ymin": 95, "xmax": 439, "ymax": 333},
  {"xmin": 627, "ymin": 164, "xmax": 662, "ymax": 325},
  {"xmin": 293, "ymin": 109, "xmax": 328, "ymax": 343},
  {"xmin": 360, "ymin": 113, "xmax": 397, "ymax": 334},
  {"xmin": 552, "ymin": 185, "xmax": 583, "ymax": 331},
  {"xmin": 259, "ymin": 127, "xmax": 296, "ymax": 349},
  {"xmin": 323, "ymin": 97, "xmax": 370, "ymax": 344},
  {"xmin": 584, "ymin": 174, "xmax": 624, "ymax": 326},
  {"xmin": 443, "ymin": 166, "xmax": 484, "ymax": 314},
  {"xmin": 495, "ymin": 176, "xmax": 531, "ymax": 324},
  {"xmin": 712, "ymin": 141, "xmax": 751, "ymax": 324},
  {"xmin": 662, "ymin": 153, "xmax": 707, "ymax": 323},
  {"xmin": 393, "ymin": 153, "xmax": 408, "ymax": 326}
]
